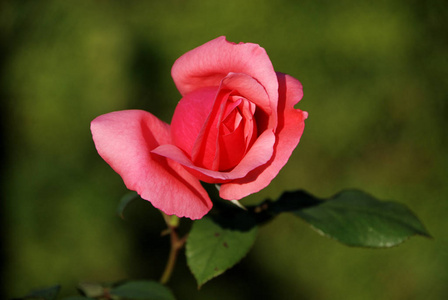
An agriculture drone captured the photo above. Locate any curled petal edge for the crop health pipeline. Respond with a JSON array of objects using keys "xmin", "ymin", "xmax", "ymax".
[{"xmin": 91, "ymin": 110, "xmax": 212, "ymax": 219}]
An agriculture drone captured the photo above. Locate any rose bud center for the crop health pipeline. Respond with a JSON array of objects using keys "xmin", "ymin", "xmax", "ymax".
[{"xmin": 171, "ymin": 87, "xmax": 258, "ymax": 172}]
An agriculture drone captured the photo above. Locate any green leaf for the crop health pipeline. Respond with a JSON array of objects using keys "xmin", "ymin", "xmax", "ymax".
[
  {"xmin": 117, "ymin": 191, "xmax": 139, "ymax": 219},
  {"xmin": 109, "ymin": 280, "xmax": 176, "ymax": 300},
  {"xmin": 276, "ymin": 190, "xmax": 430, "ymax": 248},
  {"xmin": 186, "ymin": 211, "xmax": 258, "ymax": 287},
  {"xmin": 62, "ymin": 297, "xmax": 95, "ymax": 300},
  {"xmin": 15, "ymin": 285, "xmax": 60, "ymax": 300}
]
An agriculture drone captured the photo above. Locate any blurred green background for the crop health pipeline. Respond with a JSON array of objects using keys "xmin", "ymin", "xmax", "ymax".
[{"xmin": 1, "ymin": 0, "xmax": 447, "ymax": 299}]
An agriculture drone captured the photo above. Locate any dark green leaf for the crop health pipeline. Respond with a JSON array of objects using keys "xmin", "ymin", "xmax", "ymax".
[
  {"xmin": 186, "ymin": 211, "xmax": 258, "ymax": 287},
  {"xmin": 117, "ymin": 191, "xmax": 139, "ymax": 219},
  {"xmin": 277, "ymin": 190, "xmax": 430, "ymax": 247},
  {"xmin": 62, "ymin": 297, "xmax": 95, "ymax": 300},
  {"xmin": 14, "ymin": 285, "xmax": 60, "ymax": 300},
  {"xmin": 110, "ymin": 280, "xmax": 176, "ymax": 300},
  {"xmin": 247, "ymin": 190, "xmax": 321, "ymax": 224}
]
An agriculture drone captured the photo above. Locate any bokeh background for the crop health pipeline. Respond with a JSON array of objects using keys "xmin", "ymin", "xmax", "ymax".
[{"xmin": 1, "ymin": 0, "xmax": 447, "ymax": 299}]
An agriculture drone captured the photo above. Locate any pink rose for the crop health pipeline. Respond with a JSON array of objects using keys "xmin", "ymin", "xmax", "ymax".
[{"xmin": 91, "ymin": 36, "xmax": 307, "ymax": 219}]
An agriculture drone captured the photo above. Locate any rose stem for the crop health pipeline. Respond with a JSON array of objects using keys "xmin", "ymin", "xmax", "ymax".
[{"xmin": 160, "ymin": 212, "xmax": 186, "ymax": 284}]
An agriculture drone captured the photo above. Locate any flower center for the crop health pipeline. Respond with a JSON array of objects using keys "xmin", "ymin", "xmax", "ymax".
[
  {"xmin": 214, "ymin": 95, "xmax": 257, "ymax": 171},
  {"xmin": 170, "ymin": 86, "xmax": 258, "ymax": 172}
]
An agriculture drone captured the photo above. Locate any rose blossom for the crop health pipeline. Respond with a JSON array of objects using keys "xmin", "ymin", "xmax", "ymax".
[{"xmin": 91, "ymin": 36, "xmax": 307, "ymax": 219}]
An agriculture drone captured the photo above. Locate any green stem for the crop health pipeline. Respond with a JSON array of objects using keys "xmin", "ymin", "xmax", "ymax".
[{"xmin": 160, "ymin": 213, "xmax": 185, "ymax": 284}]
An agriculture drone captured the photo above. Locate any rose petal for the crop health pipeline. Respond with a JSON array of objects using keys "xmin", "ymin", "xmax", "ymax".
[
  {"xmin": 191, "ymin": 88, "xmax": 233, "ymax": 170},
  {"xmin": 171, "ymin": 86, "xmax": 218, "ymax": 156},
  {"xmin": 221, "ymin": 72, "xmax": 272, "ymax": 116},
  {"xmin": 91, "ymin": 110, "xmax": 212, "ymax": 219},
  {"xmin": 219, "ymin": 73, "xmax": 307, "ymax": 200},
  {"xmin": 217, "ymin": 98, "xmax": 257, "ymax": 170},
  {"xmin": 239, "ymin": 99, "xmax": 258, "ymax": 148},
  {"xmin": 218, "ymin": 114, "xmax": 246, "ymax": 170},
  {"xmin": 171, "ymin": 36, "xmax": 279, "ymax": 115},
  {"xmin": 152, "ymin": 129, "xmax": 276, "ymax": 183}
]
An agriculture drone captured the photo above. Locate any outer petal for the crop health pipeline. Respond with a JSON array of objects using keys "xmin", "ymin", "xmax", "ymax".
[
  {"xmin": 90, "ymin": 110, "xmax": 212, "ymax": 219},
  {"xmin": 171, "ymin": 36, "xmax": 279, "ymax": 114},
  {"xmin": 219, "ymin": 73, "xmax": 308, "ymax": 200}
]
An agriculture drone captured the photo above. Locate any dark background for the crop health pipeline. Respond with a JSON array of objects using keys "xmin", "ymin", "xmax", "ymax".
[{"xmin": 1, "ymin": 0, "xmax": 447, "ymax": 299}]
